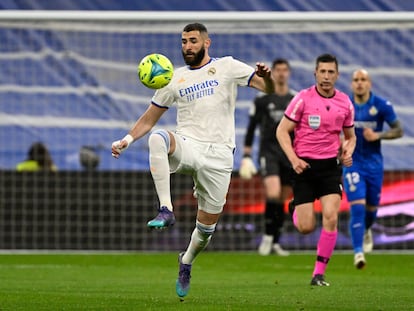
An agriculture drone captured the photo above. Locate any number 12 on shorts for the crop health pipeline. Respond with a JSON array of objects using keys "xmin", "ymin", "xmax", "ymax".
[{"xmin": 344, "ymin": 172, "xmax": 360, "ymax": 192}]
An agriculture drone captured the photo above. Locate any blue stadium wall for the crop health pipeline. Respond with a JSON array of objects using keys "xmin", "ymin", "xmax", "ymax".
[
  {"xmin": 2, "ymin": 0, "xmax": 414, "ymax": 11},
  {"xmin": 0, "ymin": 1, "xmax": 413, "ymax": 171}
]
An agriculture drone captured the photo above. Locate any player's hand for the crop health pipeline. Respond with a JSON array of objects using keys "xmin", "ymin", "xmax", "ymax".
[
  {"xmin": 291, "ymin": 158, "xmax": 310, "ymax": 174},
  {"xmin": 341, "ymin": 155, "xmax": 353, "ymax": 167},
  {"xmin": 255, "ymin": 62, "xmax": 271, "ymax": 79},
  {"xmin": 340, "ymin": 140, "xmax": 354, "ymax": 167},
  {"xmin": 111, "ymin": 134, "xmax": 134, "ymax": 159},
  {"xmin": 239, "ymin": 156, "xmax": 257, "ymax": 179},
  {"xmin": 363, "ymin": 128, "xmax": 380, "ymax": 142}
]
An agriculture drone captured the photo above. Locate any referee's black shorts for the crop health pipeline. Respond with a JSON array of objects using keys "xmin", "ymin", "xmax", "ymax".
[{"xmin": 292, "ymin": 157, "xmax": 343, "ymax": 205}]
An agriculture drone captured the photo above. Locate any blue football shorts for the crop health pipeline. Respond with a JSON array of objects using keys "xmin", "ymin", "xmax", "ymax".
[{"xmin": 343, "ymin": 162, "xmax": 383, "ymax": 206}]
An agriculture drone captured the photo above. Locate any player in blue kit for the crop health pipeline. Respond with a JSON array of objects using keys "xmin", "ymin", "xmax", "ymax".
[{"xmin": 343, "ymin": 69, "xmax": 403, "ymax": 269}]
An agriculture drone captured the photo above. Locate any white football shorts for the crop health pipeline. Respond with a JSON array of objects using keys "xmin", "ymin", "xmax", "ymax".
[{"xmin": 168, "ymin": 133, "xmax": 234, "ymax": 214}]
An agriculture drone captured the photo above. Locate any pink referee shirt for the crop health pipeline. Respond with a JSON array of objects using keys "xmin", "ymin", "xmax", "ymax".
[{"xmin": 284, "ymin": 85, "xmax": 354, "ymax": 159}]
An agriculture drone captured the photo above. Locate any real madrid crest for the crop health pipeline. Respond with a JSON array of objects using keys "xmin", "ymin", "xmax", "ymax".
[{"xmin": 208, "ymin": 67, "xmax": 216, "ymax": 76}]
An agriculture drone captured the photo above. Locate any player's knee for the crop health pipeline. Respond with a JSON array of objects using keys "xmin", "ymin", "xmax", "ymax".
[
  {"xmin": 148, "ymin": 129, "xmax": 170, "ymax": 152},
  {"xmin": 297, "ymin": 223, "xmax": 315, "ymax": 234},
  {"xmin": 296, "ymin": 216, "xmax": 316, "ymax": 234},
  {"xmin": 265, "ymin": 191, "xmax": 282, "ymax": 200},
  {"xmin": 196, "ymin": 220, "xmax": 216, "ymax": 238},
  {"xmin": 321, "ymin": 212, "xmax": 338, "ymax": 232},
  {"xmin": 197, "ymin": 195, "xmax": 224, "ymax": 215},
  {"xmin": 294, "ymin": 205, "xmax": 316, "ymax": 234}
]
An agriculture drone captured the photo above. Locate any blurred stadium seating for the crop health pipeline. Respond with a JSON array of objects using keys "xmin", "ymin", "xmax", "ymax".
[
  {"xmin": 2, "ymin": 0, "xmax": 414, "ymax": 11},
  {"xmin": 0, "ymin": 10, "xmax": 413, "ymax": 170}
]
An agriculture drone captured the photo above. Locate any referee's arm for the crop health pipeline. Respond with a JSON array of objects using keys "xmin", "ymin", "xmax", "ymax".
[{"xmin": 276, "ymin": 116, "xmax": 309, "ymax": 174}]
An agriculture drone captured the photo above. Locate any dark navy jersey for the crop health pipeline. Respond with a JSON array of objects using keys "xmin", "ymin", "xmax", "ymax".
[
  {"xmin": 244, "ymin": 90, "xmax": 296, "ymax": 157},
  {"xmin": 351, "ymin": 92, "xmax": 398, "ymax": 165}
]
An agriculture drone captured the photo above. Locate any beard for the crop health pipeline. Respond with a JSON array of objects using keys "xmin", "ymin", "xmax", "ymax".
[{"xmin": 182, "ymin": 47, "xmax": 205, "ymax": 67}]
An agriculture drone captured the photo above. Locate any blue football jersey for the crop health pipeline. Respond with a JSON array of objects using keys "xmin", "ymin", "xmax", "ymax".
[
  {"xmin": 351, "ymin": 92, "xmax": 398, "ymax": 166},
  {"xmin": 343, "ymin": 92, "xmax": 398, "ymax": 205}
]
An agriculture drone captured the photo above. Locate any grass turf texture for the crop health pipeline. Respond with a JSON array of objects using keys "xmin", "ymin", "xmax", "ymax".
[{"xmin": 0, "ymin": 252, "xmax": 413, "ymax": 310}]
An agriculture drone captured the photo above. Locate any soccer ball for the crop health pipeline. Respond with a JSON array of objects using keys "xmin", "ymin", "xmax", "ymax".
[{"xmin": 137, "ymin": 53, "xmax": 174, "ymax": 89}]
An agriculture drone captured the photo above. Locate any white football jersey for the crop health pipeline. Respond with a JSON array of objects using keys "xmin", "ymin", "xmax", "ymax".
[{"xmin": 152, "ymin": 56, "xmax": 255, "ymax": 148}]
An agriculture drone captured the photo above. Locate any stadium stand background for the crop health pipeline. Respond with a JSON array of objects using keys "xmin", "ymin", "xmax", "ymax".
[{"xmin": 2, "ymin": 0, "xmax": 414, "ymax": 11}]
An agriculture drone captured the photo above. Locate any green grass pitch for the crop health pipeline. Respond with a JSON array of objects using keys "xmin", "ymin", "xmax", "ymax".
[{"xmin": 0, "ymin": 252, "xmax": 413, "ymax": 310}]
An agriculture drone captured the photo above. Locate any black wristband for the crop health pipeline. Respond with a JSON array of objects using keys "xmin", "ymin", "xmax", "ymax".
[{"xmin": 243, "ymin": 153, "xmax": 251, "ymax": 158}]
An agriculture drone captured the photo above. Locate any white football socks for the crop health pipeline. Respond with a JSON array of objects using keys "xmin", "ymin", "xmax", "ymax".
[{"xmin": 182, "ymin": 221, "xmax": 216, "ymax": 264}]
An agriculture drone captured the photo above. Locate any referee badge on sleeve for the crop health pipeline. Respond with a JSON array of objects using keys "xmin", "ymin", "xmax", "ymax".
[{"xmin": 308, "ymin": 115, "xmax": 321, "ymax": 130}]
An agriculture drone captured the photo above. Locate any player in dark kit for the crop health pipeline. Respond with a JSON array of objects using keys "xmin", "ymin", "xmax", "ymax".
[{"xmin": 240, "ymin": 58, "xmax": 295, "ymax": 256}]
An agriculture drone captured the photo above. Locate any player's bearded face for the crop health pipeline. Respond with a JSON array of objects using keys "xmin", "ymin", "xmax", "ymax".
[{"xmin": 182, "ymin": 46, "xmax": 205, "ymax": 67}]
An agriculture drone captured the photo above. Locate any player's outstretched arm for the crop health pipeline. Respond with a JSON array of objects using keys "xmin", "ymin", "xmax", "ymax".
[{"xmin": 111, "ymin": 104, "xmax": 167, "ymax": 158}]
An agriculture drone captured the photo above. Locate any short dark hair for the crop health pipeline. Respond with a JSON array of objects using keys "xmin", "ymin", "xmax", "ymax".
[
  {"xmin": 316, "ymin": 53, "xmax": 338, "ymax": 70},
  {"xmin": 272, "ymin": 58, "xmax": 290, "ymax": 69},
  {"xmin": 183, "ymin": 23, "xmax": 208, "ymax": 34}
]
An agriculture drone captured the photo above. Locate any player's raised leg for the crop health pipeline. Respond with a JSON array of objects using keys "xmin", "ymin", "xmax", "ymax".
[
  {"xmin": 147, "ymin": 129, "xmax": 176, "ymax": 228},
  {"xmin": 293, "ymin": 202, "xmax": 316, "ymax": 235}
]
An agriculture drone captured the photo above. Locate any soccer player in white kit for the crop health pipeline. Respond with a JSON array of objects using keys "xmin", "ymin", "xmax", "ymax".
[{"xmin": 111, "ymin": 23, "xmax": 274, "ymax": 298}]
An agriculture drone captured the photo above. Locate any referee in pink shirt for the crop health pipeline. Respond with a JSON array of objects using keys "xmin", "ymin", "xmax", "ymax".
[{"xmin": 276, "ymin": 54, "xmax": 356, "ymax": 286}]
